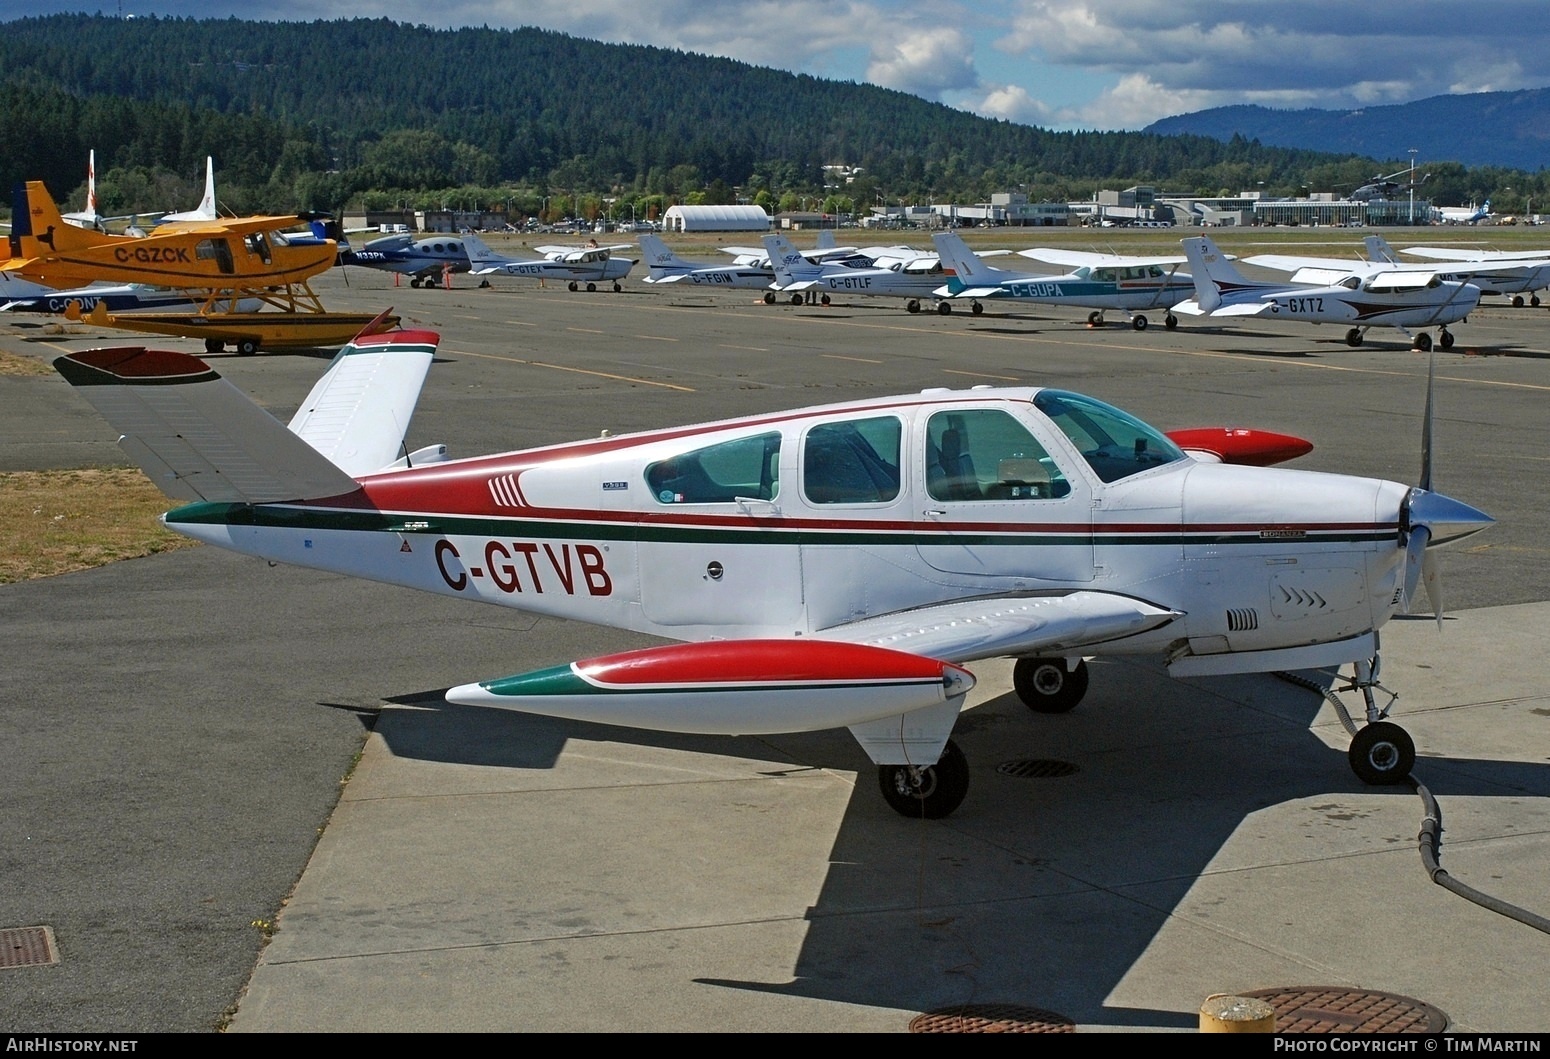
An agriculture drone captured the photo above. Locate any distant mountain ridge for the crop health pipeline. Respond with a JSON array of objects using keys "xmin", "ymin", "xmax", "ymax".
[{"xmin": 1144, "ymin": 90, "xmax": 1550, "ymax": 170}]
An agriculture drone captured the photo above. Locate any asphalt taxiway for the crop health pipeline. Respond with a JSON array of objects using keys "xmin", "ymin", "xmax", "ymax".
[{"xmin": 3, "ymin": 262, "xmax": 1548, "ymax": 1032}]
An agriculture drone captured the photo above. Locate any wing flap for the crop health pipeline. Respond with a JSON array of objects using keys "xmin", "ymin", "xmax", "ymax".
[{"xmin": 813, "ymin": 591, "xmax": 1181, "ymax": 663}]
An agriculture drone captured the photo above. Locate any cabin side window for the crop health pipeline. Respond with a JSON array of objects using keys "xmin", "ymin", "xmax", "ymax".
[
  {"xmin": 645, "ymin": 432, "xmax": 781, "ymax": 504},
  {"xmin": 925, "ymin": 409, "xmax": 1070, "ymax": 502},
  {"xmin": 802, "ymin": 416, "xmax": 902, "ymax": 504},
  {"xmin": 196, "ymin": 238, "xmax": 235, "ymax": 275}
]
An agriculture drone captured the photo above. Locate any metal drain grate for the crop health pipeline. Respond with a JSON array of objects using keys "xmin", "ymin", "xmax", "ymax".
[
  {"xmin": 997, "ymin": 758, "xmax": 1080, "ymax": 779},
  {"xmin": 1243, "ymin": 987, "xmax": 1448, "ymax": 1033},
  {"xmin": 910, "ymin": 1003, "xmax": 1075, "ymax": 1033},
  {"xmin": 1, "ymin": 927, "xmax": 58, "ymax": 969}
]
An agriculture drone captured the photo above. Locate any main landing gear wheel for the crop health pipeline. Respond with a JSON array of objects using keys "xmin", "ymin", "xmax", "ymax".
[
  {"xmin": 586, "ymin": 282, "xmax": 597, "ymax": 292},
  {"xmin": 790, "ymin": 293, "xmax": 805, "ymax": 306},
  {"xmin": 906, "ymin": 299, "xmax": 922, "ymax": 313},
  {"xmin": 821, "ymin": 293, "xmax": 831, "ymax": 306},
  {"xmin": 972, "ymin": 300, "xmax": 984, "ymax": 315},
  {"xmin": 236, "ymin": 338, "xmax": 259, "ymax": 357},
  {"xmin": 1513, "ymin": 295, "xmax": 1526, "ymax": 308},
  {"xmin": 937, "ymin": 300, "xmax": 952, "ymax": 315},
  {"xmin": 1439, "ymin": 329, "xmax": 1455, "ymax": 350},
  {"xmin": 877, "ymin": 740, "xmax": 969, "ymax": 819},
  {"xmin": 612, "ymin": 281, "xmax": 622, "ymax": 292},
  {"xmin": 1533, "ymin": 294, "xmax": 1542, "ymax": 307},
  {"xmin": 568, "ymin": 281, "xmax": 579, "ymax": 292},
  {"xmin": 763, "ymin": 292, "xmax": 776, "ymax": 305},
  {"xmin": 1413, "ymin": 332, "xmax": 1433, "ymax": 353},
  {"xmin": 1131, "ymin": 314, "xmax": 1149, "ymax": 331},
  {"xmin": 1348, "ymin": 721, "xmax": 1415, "ymax": 785},
  {"xmin": 204, "ymin": 338, "xmax": 224, "ymax": 355},
  {"xmin": 1013, "ymin": 657, "xmax": 1089, "ymax": 714},
  {"xmin": 1087, "ymin": 311, "xmax": 1104, "ymax": 327},
  {"xmin": 1345, "ymin": 328, "xmax": 1364, "ymax": 348},
  {"xmin": 1164, "ymin": 314, "xmax": 1178, "ymax": 331}
]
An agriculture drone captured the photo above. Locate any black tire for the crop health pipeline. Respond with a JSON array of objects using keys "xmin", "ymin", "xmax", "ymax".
[
  {"xmin": 972, "ymin": 301, "xmax": 984, "ymax": 315},
  {"xmin": 937, "ymin": 300, "xmax": 952, "ymax": 315},
  {"xmin": 1440, "ymin": 330, "xmax": 1455, "ymax": 350},
  {"xmin": 1413, "ymin": 332, "xmax": 1433, "ymax": 352},
  {"xmin": 877, "ymin": 740, "xmax": 969, "ymax": 819},
  {"xmin": 1346, "ymin": 328, "xmax": 1363, "ymax": 347},
  {"xmin": 1013, "ymin": 657, "xmax": 1089, "ymax": 714},
  {"xmin": 409, "ymin": 276, "xmax": 422, "ymax": 288},
  {"xmin": 821, "ymin": 293, "xmax": 831, "ymax": 306},
  {"xmin": 204, "ymin": 338, "xmax": 224, "ymax": 355},
  {"xmin": 236, "ymin": 338, "xmax": 259, "ymax": 357},
  {"xmin": 1513, "ymin": 295, "xmax": 1525, "ymax": 308},
  {"xmin": 1087, "ymin": 311, "xmax": 1103, "ymax": 326},
  {"xmin": 1131, "ymin": 315, "xmax": 1148, "ymax": 331},
  {"xmin": 907, "ymin": 300, "xmax": 921, "ymax": 313},
  {"xmin": 586, "ymin": 282, "xmax": 597, "ymax": 292},
  {"xmin": 1348, "ymin": 721, "xmax": 1415, "ymax": 785},
  {"xmin": 790, "ymin": 293, "xmax": 804, "ymax": 306},
  {"xmin": 1532, "ymin": 294, "xmax": 1541, "ymax": 307},
  {"xmin": 763, "ymin": 291, "xmax": 776, "ymax": 305},
  {"xmin": 568, "ymin": 281, "xmax": 579, "ymax": 292},
  {"xmin": 1165, "ymin": 314, "xmax": 1178, "ymax": 330},
  {"xmin": 613, "ymin": 282, "xmax": 622, "ymax": 292}
]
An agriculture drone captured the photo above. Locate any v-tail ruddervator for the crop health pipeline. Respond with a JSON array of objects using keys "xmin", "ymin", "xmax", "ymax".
[{"xmin": 54, "ymin": 326, "xmax": 1490, "ymax": 818}]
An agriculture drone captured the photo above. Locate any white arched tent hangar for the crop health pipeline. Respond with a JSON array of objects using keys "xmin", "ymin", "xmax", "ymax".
[{"xmin": 661, "ymin": 204, "xmax": 771, "ymax": 232}]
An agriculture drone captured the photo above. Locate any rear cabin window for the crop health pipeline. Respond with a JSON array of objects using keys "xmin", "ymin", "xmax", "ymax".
[
  {"xmin": 646, "ymin": 432, "xmax": 780, "ymax": 504},
  {"xmin": 802, "ymin": 417, "xmax": 902, "ymax": 504},
  {"xmin": 926, "ymin": 409, "xmax": 1070, "ymax": 501}
]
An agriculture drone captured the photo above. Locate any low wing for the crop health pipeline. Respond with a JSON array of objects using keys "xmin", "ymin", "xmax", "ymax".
[
  {"xmin": 1019, "ymin": 248, "xmax": 1189, "ymax": 268},
  {"xmin": 812, "ymin": 591, "xmax": 1181, "ymax": 664}
]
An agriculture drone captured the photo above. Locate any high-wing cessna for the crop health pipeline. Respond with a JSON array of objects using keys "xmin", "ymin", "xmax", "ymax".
[
  {"xmin": 52, "ymin": 328, "xmax": 1489, "ymax": 819},
  {"xmin": 932, "ymin": 231, "xmax": 1195, "ymax": 329},
  {"xmin": 468, "ymin": 234, "xmax": 635, "ymax": 291},
  {"xmin": 638, "ymin": 233, "xmax": 778, "ymax": 299},
  {"xmin": 1369, "ymin": 235, "xmax": 1550, "ymax": 308},
  {"xmin": 764, "ymin": 233, "xmax": 949, "ymax": 312},
  {"xmin": 1175, "ymin": 235, "xmax": 1481, "ymax": 351},
  {"xmin": 338, "ymin": 232, "xmax": 476, "ymax": 288}
]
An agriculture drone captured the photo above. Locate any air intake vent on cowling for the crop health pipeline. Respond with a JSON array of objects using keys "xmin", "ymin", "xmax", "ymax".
[{"xmin": 1226, "ymin": 607, "xmax": 1260, "ymax": 632}]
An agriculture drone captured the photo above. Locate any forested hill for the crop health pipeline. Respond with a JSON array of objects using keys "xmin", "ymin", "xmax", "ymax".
[{"xmin": 0, "ymin": 13, "xmax": 1378, "ymax": 215}]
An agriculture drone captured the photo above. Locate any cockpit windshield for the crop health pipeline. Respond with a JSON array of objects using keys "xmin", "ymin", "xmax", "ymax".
[{"xmin": 1032, "ymin": 389, "xmax": 1186, "ymax": 483}]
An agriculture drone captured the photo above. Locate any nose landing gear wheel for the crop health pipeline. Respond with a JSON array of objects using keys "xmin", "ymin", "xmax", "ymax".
[
  {"xmin": 877, "ymin": 740, "xmax": 969, "ymax": 819},
  {"xmin": 1345, "ymin": 328, "xmax": 1364, "ymax": 347},
  {"xmin": 971, "ymin": 301, "xmax": 984, "ymax": 315},
  {"xmin": 1412, "ymin": 332, "xmax": 1433, "ymax": 353},
  {"xmin": 1164, "ymin": 314, "xmax": 1178, "ymax": 330},
  {"xmin": 1348, "ymin": 721, "xmax": 1415, "ymax": 785},
  {"xmin": 568, "ymin": 281, "xmax": 579, "ymax": 292},
  {"xmin": 907, "ymin": 299, "xmax": 921, "ymax": 313},
  {"xmin": 1012, "ymin": 657, "xmax": 1089, "ymax": 713},
  {"xmin": 1439, "ymin": 330, "xmax": 1455, "ymax": 350}
]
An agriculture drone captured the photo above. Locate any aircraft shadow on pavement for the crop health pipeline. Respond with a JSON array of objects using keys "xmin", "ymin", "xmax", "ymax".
[{"xmin": 370, "ymin": 656, "xmax": 1550, "ymax": 1027}]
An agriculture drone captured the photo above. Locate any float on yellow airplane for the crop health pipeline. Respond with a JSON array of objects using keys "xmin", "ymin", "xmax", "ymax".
[{"xmin": 5, "ymin": 180, "xmax": 393, "ymax": 355}]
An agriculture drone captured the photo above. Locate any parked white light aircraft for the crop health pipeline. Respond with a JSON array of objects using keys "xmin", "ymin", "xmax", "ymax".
[
  {"xmin": 1176, "ymin": 235, "xmax": 1481, "ymax": 351},
  {"xmin": 932, "ymin": 231, "xmax": 1194, "ymax": 329},
  {"xmin": 61, "ymin": 150, "xmax": 107, "ymax": 232},
  {"xmin": 157, "ymin": 157, "xmax": 220, "ymax": 226},
  {"xmin": 468, "ymin": 234, "xmax": 635, "ymax": 291},
  {"xmin": 53, "ymin": 327, "xmax": 1490, "ymax": 818},
  {"xmin": 719, "ymin": 228, "xmax": 853, "ymax": 269},
  {"xmin": 1369, "ymin": 235, "xmax": 1550, "ymax": 308},
  {"xmin": 764, "ymin": 233, "xmax": 949, "ymax": 311},
  {"xmin": 638, "ymin": 233, "xmax": 778, "ymax": 300}
]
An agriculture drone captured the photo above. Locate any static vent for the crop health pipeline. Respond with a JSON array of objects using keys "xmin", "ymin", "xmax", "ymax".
[{"xmin": 1226, "ymin": 607, "xmax": 1260, "ymax": 632}]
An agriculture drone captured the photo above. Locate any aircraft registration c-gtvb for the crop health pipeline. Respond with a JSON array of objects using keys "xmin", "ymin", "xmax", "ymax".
[{"xmin": 53, "ymin": 332, "xmax": 1491, "ymax": 818}]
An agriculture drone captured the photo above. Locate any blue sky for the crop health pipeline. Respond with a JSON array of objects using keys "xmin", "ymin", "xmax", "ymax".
[{"xmin": 9, "ymin": 1, "xmax": 1550, "ymax": 131}]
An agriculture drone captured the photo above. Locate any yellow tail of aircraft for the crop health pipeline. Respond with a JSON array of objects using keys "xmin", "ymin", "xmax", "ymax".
[{"xmin": 9, "ymin": 180, "xmax": 121, "ymax": 260}]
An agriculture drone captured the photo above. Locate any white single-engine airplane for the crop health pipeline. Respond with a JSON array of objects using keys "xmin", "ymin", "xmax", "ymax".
[
  {"xmin": 469, "ymin": 234, "xmax": 635, "ymax": 292},
  {"xmin": 764, "ymin": 233, "xmax": 949, "ymax": 312},
  {"xmin": 638, "ymin": 233, "xmax": 779, "ymax": 300},
  {"xmin": 53, "ymin": 326, "xmax": 1490, "ymax": 819},
  {"xmin": 932, "ymin": 231, "xmax": 1195, "ymax": 329},
  {"xmin": 1369, "ymin": 235, "xmax": 1550, "ymax": 308},
  {"xmin": 1176, "ymin": 235, "xmax": 1481, "ymax": 351}
]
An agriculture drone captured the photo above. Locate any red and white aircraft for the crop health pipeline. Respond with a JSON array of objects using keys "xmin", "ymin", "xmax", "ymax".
[{"xmin": 54, "ymin": 328, "xmax": 1490, "ymax": 818}]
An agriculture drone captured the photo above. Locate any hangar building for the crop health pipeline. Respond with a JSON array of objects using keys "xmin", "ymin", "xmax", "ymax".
[{"xmin": 661, "ymin": 204, "xmax": 771, "ymax": 233}]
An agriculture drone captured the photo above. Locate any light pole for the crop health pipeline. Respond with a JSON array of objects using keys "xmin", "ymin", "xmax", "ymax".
[{"xmin": 1408, "ymin": 148, "xmax": 1418, "ymax": 224}]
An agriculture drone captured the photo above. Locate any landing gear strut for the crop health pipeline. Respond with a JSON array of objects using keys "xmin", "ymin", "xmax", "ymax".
[{"xmin": 1311, "ymin": 649, "xmax": 1416, "ymax": 786}]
